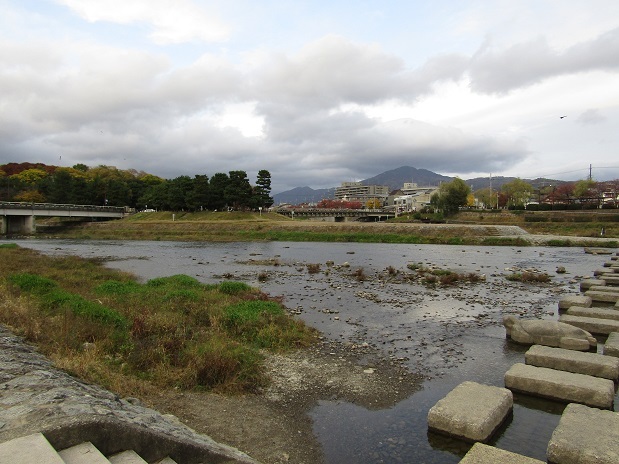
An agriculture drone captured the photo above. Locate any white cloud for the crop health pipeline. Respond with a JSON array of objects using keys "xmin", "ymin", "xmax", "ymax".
[{"xmin": 56, "ymin": 0, "xmax": 230, "ymax": 43}]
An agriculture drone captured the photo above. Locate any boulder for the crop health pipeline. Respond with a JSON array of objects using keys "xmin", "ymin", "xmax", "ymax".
[{"xmin": 503, "ymin": 315, "xmax": 597, "ymax": 351}]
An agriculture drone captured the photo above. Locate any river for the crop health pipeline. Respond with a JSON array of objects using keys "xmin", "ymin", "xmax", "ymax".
[{"xmin": 4, "ymin": 239, "xmax": 617, "ymax": 463}]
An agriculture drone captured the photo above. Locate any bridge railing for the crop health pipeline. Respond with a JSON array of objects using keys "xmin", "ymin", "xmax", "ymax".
[{"xmin": 0, "ymin": 201, "xmax": 125, "ymax": 214}]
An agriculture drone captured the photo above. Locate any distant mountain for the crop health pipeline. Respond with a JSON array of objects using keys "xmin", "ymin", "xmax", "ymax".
[
  {"xmin": 272, "ymin": 186, "xmax": 332, "ymax": 205},
  {"xmin": 273, "ymin": 166, "xmax": 564, "ymax": 205},
  {"xmin": 361, "ymin": 166, "xmax": 452, "ymax": 191}
]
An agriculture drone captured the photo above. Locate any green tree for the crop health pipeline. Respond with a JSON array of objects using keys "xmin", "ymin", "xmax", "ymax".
[
  {"xmin": 431, "ymin": 178, "xmax": 471, "ymax": 214},
  {"xmin": 225, "ymin": 171, "xmax": 252, "ymax": 210},
  {"xmin": 167, "ymin": 176, "xmax": 194, "ymax": 211},
  {"xmin": 501, "ymin": 178, "xmax": 533, "ymax": 208},
  {"xmin": 187, "ymin": 175, "xmax": 210, "ymax": 211},
  {"xmin": 253, "ymin": 169, "xmax": 273, "ymax": 209},
  {"xmin": 208, "ymin": 173, "xmax": 229, "ymax": 210}
]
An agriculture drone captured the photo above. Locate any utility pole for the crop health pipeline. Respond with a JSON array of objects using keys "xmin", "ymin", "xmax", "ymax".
[{"xmin": 589, "ymin": 164, "xmax": 592, "ymax": 181}]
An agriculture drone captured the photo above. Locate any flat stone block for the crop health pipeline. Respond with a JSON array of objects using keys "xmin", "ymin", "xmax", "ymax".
[
  {"xmin": 0, "ymin": 433, "xmax": 65, "ymax": 464},
  {"xmin": 558, "ymin": 295, "xmax": 592, "ymax": 310},
  {"xmin": 460, "ymin": 442, "xmax": 544, "ymax": 464},
  {"xmin": 584, "ymin": 290, "xmax": 619, "ymax": 303},
  {"xmin": 588, "ymin": 285, "xmax": 619, "ymax": 294},
  {"xmin": 566, "ymin": 306, "xmax": 619, "ymax": 322},
  {"xmin": 560, "ymin": 314, "xmax": 619, "ymax": 335},
  {"xmin": 604, "ymin": 332, "xmax": 619, "ymax": 357},
  {"xmin": 109, "ymin": 449, "xmax": 148, "ymax": 463},
  {"xmin": 594, "ymin": 268, "xmax": 609, "ymax": 276},
  {"xmin": 600, "ymin": 275, "xmax": 619, "ymax": 284},
  {"xmin": 525, "ymin": 344, "xmax": 619, "ymax": 381},
  {"xmin": 504, "ymin": 363, "xmax": 615, "ymax": 409},
  {"xmin": 427, "ymin": 381, "xmax": 513, "ymax": 443},
  {"xmin": 547, "ymin": 403, "xmax": 619, "ymax": 464},
  {"xmin": 59, "ymin": 441, "xmax": 110, "ymax": 464},
  {"xmin": 580, "ymin": 279, "xmax": 606, "ymax": 291}
]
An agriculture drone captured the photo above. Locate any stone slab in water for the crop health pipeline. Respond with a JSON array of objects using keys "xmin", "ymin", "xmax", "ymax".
[
  {"xmin": 580, "ymin": 279, "xmax": 606, "ymax": 291},
  {"xmin": 604, "ymin": 332, "xmax": 619, "ymax": 357},
  {"xmin": 587, "ymin": 285, "xmax": 619, "ymax": 293},
  {"xmin": 525, "ymin": 344, "xmax": 619, "ymax": 381},
  {"xmin": 606, "ymin": 276, "xmax": 619, "ymax": 285},
  {"xmin": 504, "ymin": 363, "xmax": 615, "ymax": 409},
  {"xmin": 583, "ymin": 290, "xmax": 619, "ymax": 303},
  {"xmin": 558, "ymin": 294, "xmax": 592, "ymax": 310},
  {"xmin": 566, "ymin": 306, "xmax": 619, "ymax": 322},
  {"xmin": 547, "ymin": 403, "xmax": 619, "ymax": 464},
  {"xmin": 427, "ymin": 381, "xmax": 513, "ymax": 443},
  {"xmin": 560, "ymin": 314, "xmax": 619, "ymax": 335},
  {"xmin": 460, "ymin": 442, "xmax": 544, "ymax": 464}
]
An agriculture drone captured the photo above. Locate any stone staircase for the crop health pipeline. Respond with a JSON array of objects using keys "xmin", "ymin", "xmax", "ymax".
[{"xmin": 0, "ymin": 433, "xmax": 178, "ymax": 464}]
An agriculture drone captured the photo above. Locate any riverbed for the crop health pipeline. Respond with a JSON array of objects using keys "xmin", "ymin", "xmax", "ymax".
[{"xmin": 4, "ymin": 239, "xmax": 617, "ymax": 463}]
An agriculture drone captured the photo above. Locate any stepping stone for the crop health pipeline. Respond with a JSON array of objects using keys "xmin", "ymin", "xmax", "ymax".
[
  {"xmin": 559, "ymin": 314, "xmax": 619, "ymax": 335},
  {"xmin": 460, "ymin": 442, "xmax": 544, "ymax": 464},
  {"xmin": 525, "ymin": 344, "xmax": 619, "ymax": 381},
  {"xmin": 558, "ymin": 295, "xmax": 592, "ymax": 310},
  {"xmin": 0, "ymin": 433, "xmax": 65, "ymax": 464},
  {"xmin": 604, "ymin": 332, "xmax": 619, "ymax": 357},
  {"xmin": 58, "ymin": 442, "xmax": 110, "ymax": 464},
  {"xmin": 427, "ymin": 381, "xmax": 513, "ymax": 443},
  {"xmin": 504, "ymin": 363, "xmax": 615, "ymax": 409},
  {"xmin": 547, "ymin": 403, "xmax": 619, "ymax": 464},
  {"xmin": 580, "ymin": 279, "xmax": 606, "ymax": 291},
  {"xmin": 605, "ymin": 275, "xmax": 619, "ymax": 285},
  {"xmin": 583, "ymin": 290, "xmax": 619, "ymax": 303},
  {"xmin": 587, "ymin": 285, "xmax": 619, "ymax": 293},
  {"xmin": 566, "ymin": 306, "xmax": 619, "ymax": 322}
]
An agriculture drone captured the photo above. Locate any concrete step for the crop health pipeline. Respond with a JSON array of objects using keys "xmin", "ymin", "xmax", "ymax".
[
  {"xmin": 504, "ymin": 363, "xmax": 615, "ymax": 409},
  {"xmin": 566, "ymin": 306, "xmax": 619, "ymax": 322},
  {"xmin": 547, "ymin": 403, "xmax": 619, "ymax": 464},
  {"xmin": 0, "ymin": 433, "xmax": 65, "ymax": 464},
  {"xmin": 584, "ymin": 290, "xmax": 619, "ymax": 303},
  {"xmin": 58, "ymin": 441, "xmax": 110, "ymax": 464},
  {"xmin": 108, "ymin": 450, "xmax": 149, "ymax": 464},
  {"xmin": 154, "ymin": 458, "xmax": 179, "ymax": 464},
  {"xmin": 604, "ymin": 332, "xmax": 619, "ymax": 357},
  {"xmin": 525, "ymin": 344, "xmax": 619, "ymax": 381},
  {"xmin": 560, "ymin": 314, "xmax": 619, "ymax": 335},
  {"xmin": 587, "ymin": 285, "xmax": 619, "ymax": 293}
]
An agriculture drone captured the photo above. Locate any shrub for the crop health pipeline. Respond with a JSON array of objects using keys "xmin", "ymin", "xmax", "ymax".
[
  {"xmin": 352, "ymin": 268, "xmax": 366, "ymax": 281},
  {"xmin": 147, "ymin": 274, "xmax": 202, "ymax": 289},
  {"xmin": 506, "ymin": 272, "xmax": 550, "ymax": 283},
  {"xmin": 219, "ymin": 281, "xmax": 252, "ymax": 294},
  {"xmin": 306, "ymin": 263, "xmax": 321, "ymax": 274},
  {"xmin": 8, "ymin": 273, "xmax": 57, "ymax": 294},
  {"xmin": 96, "ymin": 280, "xmax": 141, "ymax": 295}
]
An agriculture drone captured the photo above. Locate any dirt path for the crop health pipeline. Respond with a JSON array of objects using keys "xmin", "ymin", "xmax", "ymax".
[{"xmin": 141, "ymin": 339, "xmax": 423, "ymax": 464}]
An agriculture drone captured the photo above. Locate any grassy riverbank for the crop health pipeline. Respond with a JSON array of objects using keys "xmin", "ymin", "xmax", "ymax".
[
  {"xmin": 37, "ymin": 210, "xmax": 619, "ymax": 247},
  {"xmin": 0, "ymin": 244, "xmax": 316, "ymax": 397}
]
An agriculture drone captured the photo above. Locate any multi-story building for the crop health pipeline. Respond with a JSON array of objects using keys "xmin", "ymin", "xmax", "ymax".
[
  {"xmin": 391, "ymin": 182, "xmax": 439, "ymax": 212},
  {"xmin": 334, "ymin": 182, "xmax": 389, "ymax": 203}
]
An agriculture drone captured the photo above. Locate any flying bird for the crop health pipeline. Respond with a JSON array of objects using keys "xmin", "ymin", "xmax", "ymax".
[{"xmin": 560, "ymin": 115, "xmax": 567, "ymax": 119}]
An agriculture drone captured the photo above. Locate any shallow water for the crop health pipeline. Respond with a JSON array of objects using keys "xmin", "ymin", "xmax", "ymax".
[{"xmin": 4, "ymin": 238, "xmax": 617, "ymax": 463}]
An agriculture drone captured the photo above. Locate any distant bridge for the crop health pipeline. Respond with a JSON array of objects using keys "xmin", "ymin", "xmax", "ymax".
[
  {"xmin": 275, "ymin": 208, "xmax": 396, "ymax": 222},
  {"xmin": 1, "ymin": 202, "xmax": 126, "ymax": 235}
]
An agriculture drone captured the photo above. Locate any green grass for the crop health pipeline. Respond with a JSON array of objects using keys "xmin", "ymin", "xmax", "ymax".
[{"xmin": 0, "ymin": 245, "xmax": 316, "ymax": 395}]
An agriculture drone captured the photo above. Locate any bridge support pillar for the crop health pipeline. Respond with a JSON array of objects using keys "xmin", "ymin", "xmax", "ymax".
[
  {"xmin": 0, "ymin": 216, "xmax": 5, "ymax": 235},
  {"xmin": 2, "ymin": 215, "xmax": 35, "ymax": 235}
]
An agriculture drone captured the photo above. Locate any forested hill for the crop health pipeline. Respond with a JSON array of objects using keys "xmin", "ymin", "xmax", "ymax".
[{"xmin": 0, "ymin": 162, "xmax": 273, "ymax": 211}]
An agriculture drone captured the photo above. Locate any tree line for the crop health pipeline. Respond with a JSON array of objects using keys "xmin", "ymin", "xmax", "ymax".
[
  {"xmin": 0, "ymin": 163, "xmax": 273, "ymax": 211},
  {"xmin": 430, "ymin": 177, "xmax": 619, "ymax": 214}
]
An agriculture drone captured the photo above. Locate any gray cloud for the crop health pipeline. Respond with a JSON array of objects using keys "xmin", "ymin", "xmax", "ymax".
[
  {"xmin": 576, "ymin": 108, "xmax": 606, "ymax": 125},
  {"xmin": 469, "ymin": 27, "xmax": 619, "ymax": 94}
]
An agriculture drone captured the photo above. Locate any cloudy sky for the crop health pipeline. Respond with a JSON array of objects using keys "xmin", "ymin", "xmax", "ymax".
[{"xmin": 2, "ymin": 0, "xmax": 619, "ymax": 193}]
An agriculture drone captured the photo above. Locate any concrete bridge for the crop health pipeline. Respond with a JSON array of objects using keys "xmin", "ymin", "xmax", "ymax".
[
  {"xmin": 275, "ymin": 208, "xmax": 396, "ymax": 222},
  {"xmin": 1, "ymin": 202, "xmax": 126, "ymax": 235}
]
